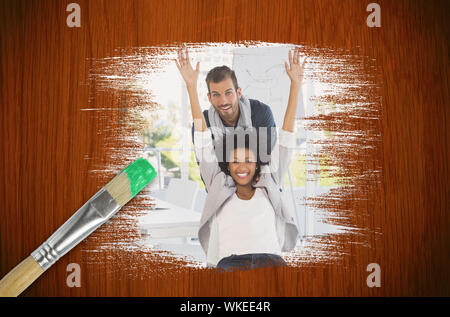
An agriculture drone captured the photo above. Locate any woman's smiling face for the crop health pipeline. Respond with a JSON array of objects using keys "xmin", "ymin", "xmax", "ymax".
[{"xmin": 228, "ymin": 147, "xmax": 257, "ymax": 186}]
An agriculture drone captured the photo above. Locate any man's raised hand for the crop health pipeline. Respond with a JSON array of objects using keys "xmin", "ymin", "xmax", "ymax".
[
  {"xmin": 284, "ymin": 48, "xmax": 307, "ymax": 85},
  {"xmin": 175, "ymin": 48, "xmax": 200, "ymax": 87}
]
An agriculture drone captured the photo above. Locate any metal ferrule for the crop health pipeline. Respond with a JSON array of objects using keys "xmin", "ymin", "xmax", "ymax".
[{"xmin": 31, "ymin": 188, "xmax": 121, "ymax": 271}]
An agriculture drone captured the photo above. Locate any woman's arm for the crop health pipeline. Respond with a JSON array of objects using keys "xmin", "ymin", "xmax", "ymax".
[
  {"xmin": 194, "ymin": 130, "xmax": 222, "ymax": 191},
  {"xmin": 176, "ymin": 48, "xmax": 221, "ymax": 190},
  {"xmin": 283, "ymin": 48, "xmax": 306, "ymax": 131},
  {"xmin": 175, "ymin": 48, "xmax": 207, "ymax": 132},
  {"xmin": 269, "ymin": 48, "xmax": 307, "ymax": 185}
]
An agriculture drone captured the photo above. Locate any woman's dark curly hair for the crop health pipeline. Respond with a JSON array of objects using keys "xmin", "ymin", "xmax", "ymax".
[{"xmin": 215, "ymin": 129, "xmax": 270, "ymax": 183}]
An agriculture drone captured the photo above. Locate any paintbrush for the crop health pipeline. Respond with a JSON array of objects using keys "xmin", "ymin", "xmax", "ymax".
[{"xmin": 0, "ymin": 158, "xmax": 157, "ymax": 297}]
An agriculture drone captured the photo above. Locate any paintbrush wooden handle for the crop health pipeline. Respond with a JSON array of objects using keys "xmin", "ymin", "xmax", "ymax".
[{"xmin": 0, "ymin": 256, "xmax": 44, "ymax": 297}]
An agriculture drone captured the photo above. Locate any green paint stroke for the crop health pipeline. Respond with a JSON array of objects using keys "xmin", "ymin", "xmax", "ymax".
[{"xmin": 122, "ymin": 158, "xmax": 157, "ymax": 197}]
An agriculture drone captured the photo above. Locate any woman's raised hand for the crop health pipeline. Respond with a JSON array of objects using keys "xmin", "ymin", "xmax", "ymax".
[
  {"xmin": 284, "ymin": 48, "xmax": 307, "ymax": 85},
  {"xmin": 175, "ymin": 48, "xmax": 206, "ymax": 131},
  {"xmin": 175, "ymin": 48, "xmax": 200, "ymax": 87}
]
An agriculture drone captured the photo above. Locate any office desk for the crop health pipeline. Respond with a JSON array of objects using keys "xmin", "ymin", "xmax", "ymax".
[{"xmin": 138, "ymin": 196, "xmax": 201, "ymax": 239}]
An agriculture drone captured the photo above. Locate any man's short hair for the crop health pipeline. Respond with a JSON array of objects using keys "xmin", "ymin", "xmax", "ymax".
[{"xmin": 205, "ymin": 65, "xmax": 239, "ymax": 93}]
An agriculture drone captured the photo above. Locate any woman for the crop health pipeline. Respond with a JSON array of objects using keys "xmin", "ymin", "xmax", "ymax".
[{"xmin": 176, "ymin": 48, "xmax": 306, "ymax": 271}]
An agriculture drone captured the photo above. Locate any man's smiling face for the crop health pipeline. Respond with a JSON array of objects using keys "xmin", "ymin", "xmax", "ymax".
[{"xmin": 208, "ymin": 77, "xmax": 242, "ymax": 126}]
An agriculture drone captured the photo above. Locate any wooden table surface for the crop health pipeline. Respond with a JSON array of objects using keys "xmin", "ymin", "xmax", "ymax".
[{"xmin": 0, "ymin": 0, "xmax": 449, "ymax": 296}]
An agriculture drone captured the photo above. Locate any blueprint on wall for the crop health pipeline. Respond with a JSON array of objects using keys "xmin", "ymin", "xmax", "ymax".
[{"xmin": 232, "ymin": 46, "xmax": 306, "ymax": 127}]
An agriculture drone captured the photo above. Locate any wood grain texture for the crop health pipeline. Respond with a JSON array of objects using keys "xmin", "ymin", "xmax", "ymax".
[{"xmin": 0, "ymin": 0, "xmax": 449, "ymax": 296}]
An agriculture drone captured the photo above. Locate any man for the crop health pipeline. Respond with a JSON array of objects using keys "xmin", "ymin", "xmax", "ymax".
[{"xmin": 175, "ymin": 48, "xmax": 277, "ymax": 157}]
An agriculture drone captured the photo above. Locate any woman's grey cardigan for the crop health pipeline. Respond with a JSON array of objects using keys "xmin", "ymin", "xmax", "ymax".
[{"xmin": 194, "ymin": 128, "xmax": 300, "ymax": 266}]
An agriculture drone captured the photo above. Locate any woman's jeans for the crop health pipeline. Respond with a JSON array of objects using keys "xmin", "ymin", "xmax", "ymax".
[{"xmin": 216, "ymin": 253, "xmax": 287, "ymax": 272}]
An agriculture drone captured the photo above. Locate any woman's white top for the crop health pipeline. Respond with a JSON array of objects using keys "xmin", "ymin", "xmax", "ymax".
[{"xmin": 213, "ymin": 188, "xmax": 282, "ymax": 263}]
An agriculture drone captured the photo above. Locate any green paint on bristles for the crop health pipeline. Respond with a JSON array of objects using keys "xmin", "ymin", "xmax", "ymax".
[{"xmin": 122, "ymin": 158, "xmax": 157, "ymax": 197}]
